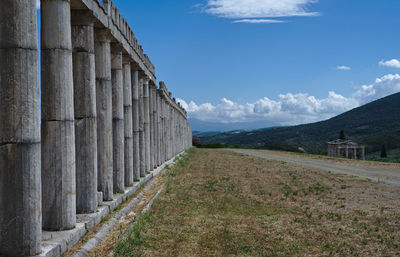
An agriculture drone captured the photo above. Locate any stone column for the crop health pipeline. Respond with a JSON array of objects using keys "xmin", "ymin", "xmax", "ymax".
[
  {"xmin": 163, "ymin": 100, "xmax": 167, "ymax": 162},
  {"xmin": 139, "ymin": 77, "xmax": 146, "ymax": 177},
  {"xmin": 168, "ymin": 104, "xmax": 172, "ymax": 159},
  {"xmin": 148, "ymin": 84, "xmax": 154, "ymax": 171},
  {"xmin": 0, "ymin": 1, "xmax": 41, "ymax": 255},
  {"xmin": 41, "ymin": 0, "xmax": 76, "ymax": 231},
  {"xmin": 152, "ymin": 86, "xmax": 156, "ymax": 169},
  {"xmin": 165, "ymin": 102, "xmax": 169, "ymax": 161},
  {"xmin": 72, "ymin": 11, "xmax": 98, "ymax": 214},
  {"xmin": 173, "ymin": 110, "xmax": 177, "ymax": 154},
  {"xmin": 153, "ymin": 87, "xmax": 158, "ymax": 168},
  {"xmin": 157, "ymin": 90, "xmax": 162, "ymax": 166},
  {"xmin": 123, "ymin": 61, "xmax": 134, "ymax": 186},
  {"xmin": 111, "ymin": 44, "xmax": 124, "ymax": 193},
  {"xmin": 143, "ymin": 80, "xmax": 151, "ymax": 173},
  {"xmin": 95, "ymin": 29, "xmax": 113, "ymax": 201},
  {"xmin": 131, "ymin": 70, "xmax": 141, "ymax": 180}
]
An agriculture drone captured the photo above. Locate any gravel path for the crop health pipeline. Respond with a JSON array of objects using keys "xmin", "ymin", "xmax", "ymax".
[{"xmin": 229, "ymin": 149, "xmax": 400, "ymax": 187}]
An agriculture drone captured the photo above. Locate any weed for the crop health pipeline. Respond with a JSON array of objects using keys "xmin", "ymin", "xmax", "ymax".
[
  {"xmin": 101, "ymin": 216, "xmax": 109, "ymax": 223},
  {"xmin": 114, "ymin": 212, "xmax": 152, "ymax": 257},
  {"xmin": 204, "ymin": 180, "xmax": 219, "ymax": 192},
  {"xmin": 327, "ymin": 212, "xmax": 342, "ymax": 221},
  {"xmin": 309, "ymin": 181, "xmax": 330, "ymax": 195},
  {"xmin": 282, "ymin": 184, "xmax": 294, "ymax": 197}
]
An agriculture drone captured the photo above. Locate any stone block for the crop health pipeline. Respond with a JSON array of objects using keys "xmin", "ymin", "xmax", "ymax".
[
  {"xmin": 72, "ymin": 52, "xmax": 96, "ymax": 118},
  {"xmin": 0, "ymin": 143, "xmax": 41, "ymax": 256},
  {"xmin": 41, "ymin": 120, "xmax": 76, "ymax": 231},
  {"xmin": 0, "ymin": 0, "xmax": 37, "ymax": 49},
  {"xmin": 0, "ymin": 48, "xmax": 40, "ymax": 143},
  {"xmin": 41, "ymin": 49, "xmax": 74, "ymax": 121}
]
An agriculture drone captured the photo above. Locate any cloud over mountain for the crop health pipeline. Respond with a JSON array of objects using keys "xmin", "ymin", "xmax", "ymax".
[{"xmin": 178, "ymin": 74, "xmax": 400, "ymax": 126}]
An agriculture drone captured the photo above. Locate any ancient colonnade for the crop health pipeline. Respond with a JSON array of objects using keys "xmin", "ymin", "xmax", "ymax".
[{"xmin": 0, "ymin": 0, "xmax": 192, "ymax": 256}]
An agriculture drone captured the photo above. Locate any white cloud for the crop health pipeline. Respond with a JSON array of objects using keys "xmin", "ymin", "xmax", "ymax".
[
  {"xmin": 379, "ymin": 59, "xmax": 400, "ymax": 68},
  {"xmin": 203, "ymin": 0, "xmax": 319, "ymax": 23},
  {"xmin": 178, "ymin": 73, "xmax": 400, "ymax": 126},
  {"xmin": 353, "ymin": 74, "xmax": 400, "ymax": 104},
  {"xmin": 232, "ymin": 19, "xmax": 286, "ymax": 24},
  {"xmin": 337, "ymin": 65, "xmax": 351, "ymax": 71},
  {"xmin": 36, "ymin": 0, "xmax": 40, "ymax": 9}
]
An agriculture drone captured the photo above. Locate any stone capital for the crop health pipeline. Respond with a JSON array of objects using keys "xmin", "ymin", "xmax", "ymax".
[
  {"xmin": 111, "ymin": 42, "xmax": 124, "ymax": 54},
  {"xmin": 141, "ymin": 75, "xmax": 150, "ymax": 84},
  {"xmin": 95, "ymin": 29, "xmax": 113, "ymax": 43},
  {"xmin": 122, "ymin": 54, "xmax": 132, "ymax": 64},
  {"xmin": 149, "ymin": 81, "xmax": 157, "ymax": 89},
  {"xmin": 71, "ymin": 10, "xmax": 95, "ymax": 26}
]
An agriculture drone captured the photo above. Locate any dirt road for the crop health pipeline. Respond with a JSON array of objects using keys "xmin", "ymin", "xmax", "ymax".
[{"xmin": 230, "ymin": 149, "xmax": 400, "ymax": 187}]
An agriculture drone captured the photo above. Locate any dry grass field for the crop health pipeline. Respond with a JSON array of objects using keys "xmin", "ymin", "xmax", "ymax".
[{"xmin": 114, "ymin": 148, "xmax": 400, "ymax": 257}]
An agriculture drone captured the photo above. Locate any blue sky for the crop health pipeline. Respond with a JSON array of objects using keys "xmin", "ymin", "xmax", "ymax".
[{"xmin": 40, "ymin": 0, "xmax": 400, "ymax": 130}]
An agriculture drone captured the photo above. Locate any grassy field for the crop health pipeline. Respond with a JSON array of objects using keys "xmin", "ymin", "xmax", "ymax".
[
  {"xmin": 114, "ymin": 148, "xmax": 400, "ymax": 257},
  {"xmin": 367, "ymin": 148, "xmax": 400, "ymax": 163}
]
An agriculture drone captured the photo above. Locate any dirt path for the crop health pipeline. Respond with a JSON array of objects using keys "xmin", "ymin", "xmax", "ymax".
[{"xmin": 230, "ymin": 149, "xmax": 400, "ymax": 187}]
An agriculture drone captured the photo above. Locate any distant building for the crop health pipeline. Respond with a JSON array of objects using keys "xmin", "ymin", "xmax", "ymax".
[{"xmin": 327, "ymin": 139, "xmax": 365, "ymax": 160}]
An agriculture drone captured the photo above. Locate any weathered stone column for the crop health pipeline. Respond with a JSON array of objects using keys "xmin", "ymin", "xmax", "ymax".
[
  {"xmin": 41, "ymin": 0, "xmax": 76, "ymax": 231},
  {"xmin": 0, "ymin": 1, "xmax": 41, "ymax": 255},
  {"xmin": 72, "ymin": 11, "xmax": 98, "ymax": 214},
  {"xmin": 95, "ymin": 29, "xmax": 113, "ymax": 201},
  {"xmin": 139, "ymin": 77, "xmax": 146, "ymax": 177},
  {"xmin": 131, "ymin": 70, "xmax": 141, "ymax": 180},
  {"xmin": 123, "ymin": 61, "xmax": 134, "ymax": 186},
  {"xmin": 170, "ymin": 106, "xmax": 174, "ymax": 157},
  {"xmin": 173, "ymin": 109, "xmax": 176, "ymax": 155},
  {"xmin": 165, "ymin": 103, "xmax": 169, "ymax": 160},
  {"xmin": 167, "ymin": 104, "xmax": 172, "ymax": 159},
  {"xmin": 111, "ymin": 44, "xmax": 124, "ymax": 193},
  {"xmin": 170, "ymin": 105, "xmax": 174, "ymax": 157},
  {"xmin": 143, "ymin": 79, "xmax": 151, "ymax": 173},
  {"xmin": 152, "ymin": 87, "xmax": 158, "ymax": 168},
  {"xmin": 163, "ymin": 100, "xmax": 167, "ymax": 162},
  {"xmin": 149, "ymin": 85, "xmax": 154, "ymax": 170},
  {"xmin": 164, "ymin": 101, "xmax": 168, "ymax": 162},
  {"xmin": 156, "ymin": 90, "xmax": 162, "ymax": 166}
]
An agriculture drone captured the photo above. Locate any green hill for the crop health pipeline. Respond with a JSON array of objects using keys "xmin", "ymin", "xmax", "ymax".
[{"xmin": 199, "ymin": 93, "xmax": 400, "ymax": 155}]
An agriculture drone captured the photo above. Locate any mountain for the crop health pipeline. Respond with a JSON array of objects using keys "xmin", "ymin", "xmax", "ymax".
[
  {"xmin": 189, "ymin": 118, "xmax": 279, "ymax": 132},
  {"xmin": 199, "ymin": 93, "xmax": 400, "ymax": 154}
]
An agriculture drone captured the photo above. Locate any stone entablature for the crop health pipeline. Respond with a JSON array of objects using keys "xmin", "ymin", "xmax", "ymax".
[
  {"xmin": 159, "ymin": 81, "xmax": 188, "ymax": 118},
  {"xmin": 72, "ymin": 0, "xmax": 156, "ymax": 81}
]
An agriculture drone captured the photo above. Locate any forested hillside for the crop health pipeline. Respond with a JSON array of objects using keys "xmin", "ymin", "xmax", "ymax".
[{"xmin": 199, "ymin": 93, "xmax": 400, "ymax": 155}]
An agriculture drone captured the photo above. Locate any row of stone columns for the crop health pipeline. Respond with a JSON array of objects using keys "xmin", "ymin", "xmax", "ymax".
[{"xmin": 0, "ymin": 1, "xmax": 192, "ymax": 256}]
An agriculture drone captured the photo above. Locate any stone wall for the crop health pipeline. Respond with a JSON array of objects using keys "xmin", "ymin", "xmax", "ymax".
[{"xmin": 0, "ymin": 1, "xmax": 192, "ymax": 256}]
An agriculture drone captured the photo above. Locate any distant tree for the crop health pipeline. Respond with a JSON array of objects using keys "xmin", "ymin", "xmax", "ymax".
[
  {"xmin": 339, "ymin": 130, "xmax": 346, "ymax": 140},
  {"xmin": 381, "ymin": 144, "xmax": 387, "ymax": 158},
  {"xmin": 192, "ymin": 137, "xmax": 201, "ymax": 147}
]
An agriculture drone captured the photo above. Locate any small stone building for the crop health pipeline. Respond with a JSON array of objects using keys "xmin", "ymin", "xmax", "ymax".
[{"xmin": 327, "ymin": 139, "xmax": 365, "ymax": 160}]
